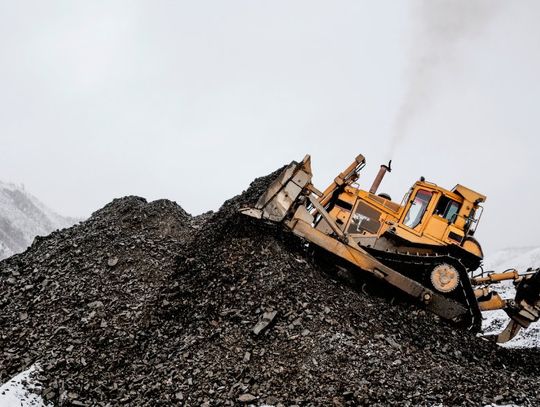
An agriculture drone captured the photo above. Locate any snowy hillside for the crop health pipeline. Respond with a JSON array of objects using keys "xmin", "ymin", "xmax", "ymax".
[
  {"xmin": 482, "ymin": 247, "xmax": 540, "ymax": 348},
  {"xmin": 0, "ymin": 181, "xmax": 78, "ymax": 260},
  {"xmin": 483, "ymin": 247, "xmax": 540, "ymax": 273}
]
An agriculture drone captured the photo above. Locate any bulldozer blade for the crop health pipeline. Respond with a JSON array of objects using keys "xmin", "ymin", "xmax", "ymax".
[{"xmin": 240, "ymin": 155, "xmax": 313, "ymax": 222}]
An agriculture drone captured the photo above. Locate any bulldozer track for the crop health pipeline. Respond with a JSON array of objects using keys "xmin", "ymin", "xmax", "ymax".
[{"xmin": 364, "ymin": 247, "xmax": 483, "ymax": 331}]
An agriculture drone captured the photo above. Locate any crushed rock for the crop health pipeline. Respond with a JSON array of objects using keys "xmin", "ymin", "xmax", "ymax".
[{"xmin": 1, "ymin": 171, "xmax": 540, "ymax": 406}]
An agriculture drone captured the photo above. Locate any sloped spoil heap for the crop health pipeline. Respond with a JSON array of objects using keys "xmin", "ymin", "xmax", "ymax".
[
  {"xmin": 1, "ymin": 197, "xmax": 192, "ymax": 404},
  {"xmin": 1, "ymin": 172, "xmax": 540, "ymax": 406}
]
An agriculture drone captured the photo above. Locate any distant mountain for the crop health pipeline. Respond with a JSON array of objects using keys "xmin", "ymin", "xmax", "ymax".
[{"xmin": 0, "ymin": 181, "xmax": 78, "ymax": 260}]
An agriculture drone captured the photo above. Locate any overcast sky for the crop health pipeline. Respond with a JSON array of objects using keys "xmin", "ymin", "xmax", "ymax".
[{"xmin": 1, "ymin": 1, "xmax": 539, "ymax": 254}]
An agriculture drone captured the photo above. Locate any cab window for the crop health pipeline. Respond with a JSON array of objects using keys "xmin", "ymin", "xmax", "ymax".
[
  {"xmin": 404, "ymin": 189, "xmax": 433, "ymax": 228},
  {"xmin": 434, "ymin": 196, "xmax": 461, "ymax": 223}
]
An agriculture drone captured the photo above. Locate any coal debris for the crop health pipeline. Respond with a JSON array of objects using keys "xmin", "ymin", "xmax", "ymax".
[{"xmin": 1, "ymin": 171, "xmax": 540, "ymax": 406}]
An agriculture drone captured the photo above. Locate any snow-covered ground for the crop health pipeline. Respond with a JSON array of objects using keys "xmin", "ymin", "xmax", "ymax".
[
  {"xmin": 0, "ymin": 366, "xmax": 47, "ymax": 407},
  {"xmin": 481, "ymin": 247, "xmax": 540, "ymax": 348},
  {"xmin": 0, "ymin": 181, "xmax": 78, "ymax": 260}
]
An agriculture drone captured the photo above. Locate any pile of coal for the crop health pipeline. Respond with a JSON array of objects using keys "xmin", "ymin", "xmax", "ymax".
[
  {"xmin": 1, "ymin": 197, "xmax": 192, "ymax": 405},
  {"xmin": 1, "ymin": 170, "xmax": 539, "ymax": 406}
]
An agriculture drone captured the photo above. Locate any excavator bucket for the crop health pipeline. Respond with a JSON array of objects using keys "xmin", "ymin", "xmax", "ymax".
[
  {"xmin": 498, "ymin": 268, "xmax": 540, "ymax": 343},
  {"xmin": 240, "ymin": 155, "xmax": 313, "ymax": 222}
]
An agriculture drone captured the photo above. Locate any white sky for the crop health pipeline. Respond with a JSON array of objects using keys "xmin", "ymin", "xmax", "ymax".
[{"xmin": 1, "ymin": 1, "xmax": 539, "ymax": 254}]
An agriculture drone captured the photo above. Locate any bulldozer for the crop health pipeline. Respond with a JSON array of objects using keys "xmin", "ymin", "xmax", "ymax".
[{"xmin": 240, "ymin": 154, "xmax": 540, "ymax": 343}]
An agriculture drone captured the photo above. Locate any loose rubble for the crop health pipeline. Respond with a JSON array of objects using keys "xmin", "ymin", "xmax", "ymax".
[{"xmin": 1, "ymin": 170, "xmax": 540, "ymax": 406}]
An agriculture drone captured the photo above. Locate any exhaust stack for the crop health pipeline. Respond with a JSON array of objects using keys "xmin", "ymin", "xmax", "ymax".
[{"xmin": 369, "ymin": 160, "xmax": 392, "ymax": 194}]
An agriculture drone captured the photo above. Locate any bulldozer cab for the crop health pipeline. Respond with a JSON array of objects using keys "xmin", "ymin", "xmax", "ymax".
[{"xmin": 395, "ymin": 181, "xmax": 486, "ymax": 256}]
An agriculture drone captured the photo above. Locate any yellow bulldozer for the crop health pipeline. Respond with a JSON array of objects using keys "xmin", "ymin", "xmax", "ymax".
[{"xmin": 241, "ymin": 154, "xmax": 540, "ymax": 343}]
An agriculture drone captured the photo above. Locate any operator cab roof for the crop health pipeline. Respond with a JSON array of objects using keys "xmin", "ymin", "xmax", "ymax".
[
  {"xmin": 452, "ymin": 184, "xmax": 486, "ymax": 204},
  {"xmin": 411, "ymin": 180, "xmax": 486, "ymax": 205}
]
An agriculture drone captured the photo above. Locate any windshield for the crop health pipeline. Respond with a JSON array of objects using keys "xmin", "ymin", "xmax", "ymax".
[
  {"xmin": 434, "ymin": 196, "xmax": 461, "ymax": 223},
  {"xmin": 403, "ymin": 189, "xmax": 433, "ymax": 229}
]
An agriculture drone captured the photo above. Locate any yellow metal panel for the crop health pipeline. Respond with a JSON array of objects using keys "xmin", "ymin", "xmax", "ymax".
[
  {"xmin": 462, "ymin": 239, "xmax": 483, "ymax": 259},
  {"xmin": 444, "ymin": 226, "xmax": 464, "ymax": 244},
  {"xmin": 356, "ymin": 190, "xmax": 403, "ymax": 219},
  {"xmin": 452, "ymin": 184, "xmax": 486, "ymax": 204},
  {"xmin": 424, "ymin": 216, "xmax": 448, "ymax": 242},
  {"xmin": 478, "ymin": 293, "xmax": 506, "ymax": 311},
  {"xmin": 391, "ymin": 226, "xmax": 444, "ymax": 247}
]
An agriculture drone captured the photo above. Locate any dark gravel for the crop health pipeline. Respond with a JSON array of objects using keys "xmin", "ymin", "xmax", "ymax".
[{"xmin": 1, "ymin": 170, "xmax": 540, "ymax": 406}]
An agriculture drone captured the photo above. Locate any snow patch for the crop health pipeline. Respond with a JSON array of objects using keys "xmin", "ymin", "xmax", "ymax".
[{"xmin": 0, "ymin": 365, "xmax": 48, "ymax": 407}]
